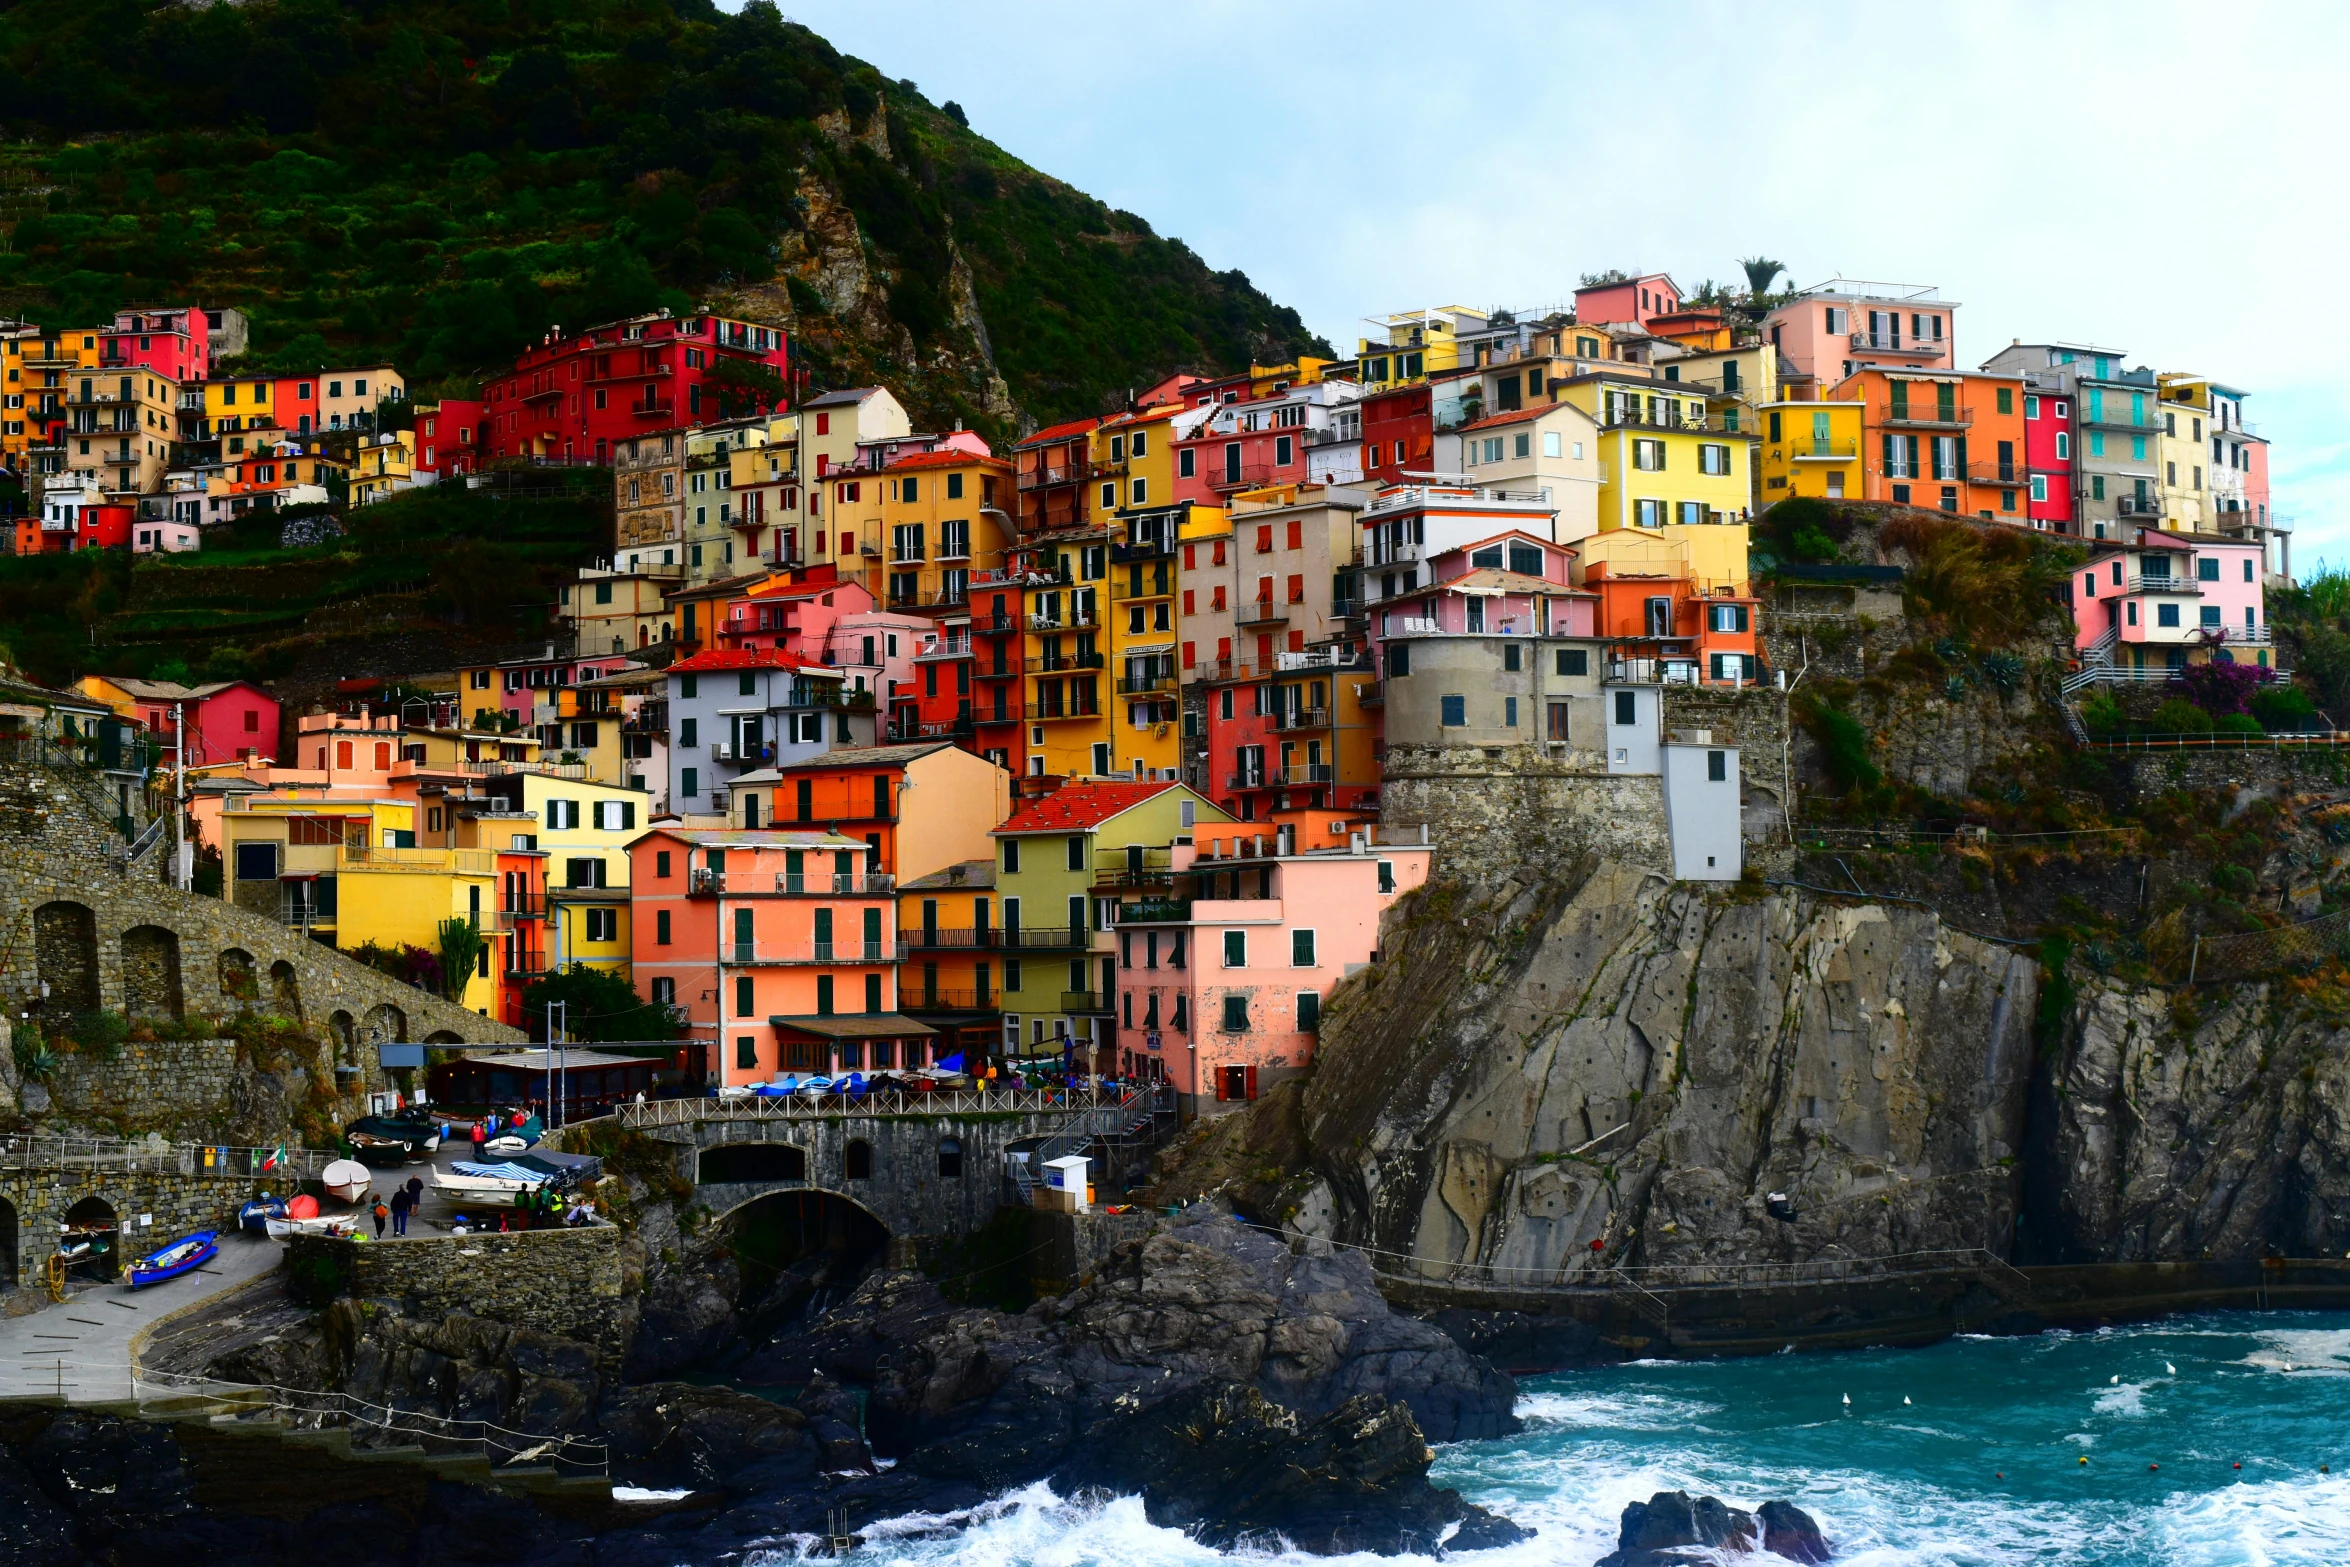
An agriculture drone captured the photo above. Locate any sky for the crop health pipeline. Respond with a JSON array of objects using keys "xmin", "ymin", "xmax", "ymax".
[{"xmin": 774, "ymin": 0, "xmax": 2347, "ymax": 570}]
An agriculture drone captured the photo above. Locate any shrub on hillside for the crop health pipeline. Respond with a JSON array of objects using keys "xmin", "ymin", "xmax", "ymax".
[
  {"xmin": 2251, "ymin": 684, "xmax": 2320, "ymax": 732},
  {"xmin": 2171, "ymin": 659, "xmax": 2272, "ymax": 716},
  {"xmin": 1880, "ymin": 513, "xmax": 2079, "ymax": 643},
  {"xmin": 2151, "ymin": 698, "xmax": 2213, "ymax": 734}
]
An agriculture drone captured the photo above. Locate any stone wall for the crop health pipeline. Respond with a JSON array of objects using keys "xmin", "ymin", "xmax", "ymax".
[
  {"xmin": 36, "ymin": 1039, "xmax": 237, "ymax": 1132},
  {"xmin": 0, "ymin": 758, "xmax": 519, "ymax": 1049},
  {"xmin": 2106, "ymin": 745, "xmax": 2350, "ymax": 797},
  {"xmin": 1377, "ymin": 744, "xmax": 1672, "ymax": 883},
  {"xmin": 0, "ymin": 1163, "xmax": 265, "ymax": 1305},
  {"xmin": 286, "ymin": 1225, "xmax": 636, "ymax": 1370}
]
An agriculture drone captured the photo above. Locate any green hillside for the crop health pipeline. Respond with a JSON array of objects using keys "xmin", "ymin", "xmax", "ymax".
[{"xmin": 0, "ymin": 0, "xmax": 1326, "ymax": 434}]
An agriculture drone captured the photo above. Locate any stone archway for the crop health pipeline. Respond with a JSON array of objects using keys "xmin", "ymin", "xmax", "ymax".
[
  {"xmin": 268, "ymin": 960, "xmax": 302, "ymax": 1019},
  {"xmin": 119, "ymin": 925, "xmax": 184, "ymax": 1020},
  {"xmin": 62, "ymin": 1195, "xmax": 119, "ymax": 1281},
  {"xmin": 362, "ymin": 1002, "xmax": 407, "ymax": 1046},
  {"xmin": 723, "ymin": 1189, "xmax": 891, "ymax": 1327},
  {"xmin": 424, "ymin": 1030, "xmax": 463, "ymax": 1045},
  {"xmin": 219, "ymin": 947, "xmax": 259, "ymax": 1006},
  {"xmin": 33, "ymin": 901, "xmax": 100, "ymax": 1014}
]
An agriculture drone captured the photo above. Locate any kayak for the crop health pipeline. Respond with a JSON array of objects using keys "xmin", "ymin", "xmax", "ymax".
[{"xmin": 128, "ymin": 1231, "xmax": 218, "ymax": 1289}]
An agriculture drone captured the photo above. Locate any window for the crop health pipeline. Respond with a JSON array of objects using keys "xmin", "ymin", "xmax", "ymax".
[
  {"xmin": 1633, "ymin": 438, "xmax": 1665, "ymax": 471},
  {"xmin": 655, "ymin": 908, "xmax": 672, "ymax": 946},
  {"xmin": 1615, "ymin": 690, "xmax": 1636, "ymax": 725},
  {"xmin": 1003, "ymin": 838, "xmax": 1020, "ymax": 873},
  {"xmin": 2198, "ymin": 556, "xmax": 2220, "ymax": 582},
  {"xmin": 682, "ymin": 766, "xmax": 699, "ymax": 797},
  {"xmin": 2031, "ymin": 475, "xmax": 2048, "ymax": 503},
  {"xmin": 1386, "ymin": 642, "xmax": 1410, "ymax": 677},
  {"xmin": 2200, "ymin": 605, "xmax": 2222, "ymax": 628},
  {"xmin": 1275, "ymin": 435, "xmax": 1293, "ymax": 465},
  {"xmin": 651, "ymin": 976, "xmax": 675, "ymax": 1006},
  {"xmin": 1220, "ymin": 994, "xmax": 1250, "ymax": 1031},
  {"xmin": 735, "ymin": 975, "xmax": 755, "ymax": 1015},
  {"xmin": 1505, "ymin": 695, "xmax": 1519, "ymax": 726},
  {"xmin": 1503, "ymin": 644, "xmax": 1522, "ymax": 672},
  {"xmin": 1297, "ymin": 991, "xmax": 1321, "ymax": 1031},
  {"xmin": 234, "ymin": 842, "xmax": 279, "ymax": 881},
  {"xmin": 1543, "ymin": 431, "xmax": 1562, "ymax": 458},
  {"xmin": 1223, "ymin": 930, "xmax": 1246, "ymax": 967},
  {"xmin": 1556, "ymin": 648, "xmax": 1589, "ymax": 677},
  {"xmin": 1708, "ymin": 604, "xmax": 1749, "ymax": 632},
  {"xmin": 1292, "ymin": 929, "xmax": 1317, "ymax": 967},
  {"xmin": 1996, "ymin": 387, "xmax": 2013, "ymax": 414},
  {"xmin": 1708, "ymin": 750, "xmax": 1727, "ymax": 782},
  {"xmin": 1179, "ymin": 448, "xmax": 1196, "ymax": 478},
  {"xmin": 1440, "ymin": 694, "xmax": 1466, "ymax": 727},
  {"xmin": 1066, "ymin": 835, "xmax": 1086, "ymax": 871},
  {"xmin": 1698, "ymin": 443, "xmax": 1730, "ymax": 476},
  {"xmin": 2157, "ymin": 603, "xmax": 2181, "ymax": 628}
]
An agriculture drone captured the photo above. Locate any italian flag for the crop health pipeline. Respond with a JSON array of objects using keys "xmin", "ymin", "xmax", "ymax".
[{"xmin": 260, "ymin": 1145, "xmax": 285, "ymax": 1174}]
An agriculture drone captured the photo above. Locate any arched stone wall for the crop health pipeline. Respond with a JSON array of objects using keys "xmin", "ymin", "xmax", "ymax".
[
  {"xmin": 119, "ymin": 924, "xmax": 184, "ymax": 1019},
  {"xmin": 362, "ymin": 1002, "xmax": 408, "ymax": 1045},
  {"xmin": 33, "ymin": 901, "xmax": 100, "ymax": 1013},
  {"xmin": 218, "ymin": 947, "xmax": 259, "ymax": 1006},
  {"xmin": 268, "ymin": 960, "xmax": 302, "ymax": 1019}
]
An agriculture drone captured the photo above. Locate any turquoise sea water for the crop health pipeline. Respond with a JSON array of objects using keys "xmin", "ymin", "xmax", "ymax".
[{"xmin": 831, "ymin": 1311, "xmax": 2350, "ymax": 1567}]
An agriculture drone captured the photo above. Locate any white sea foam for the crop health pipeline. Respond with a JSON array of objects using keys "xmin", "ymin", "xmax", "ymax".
[
  {"xmin": 2095, "ymin": 1381, "xmax": 2152, "ymax": 1417},
  {"xmin": 1511, "ymin": 1388, "xmax": 1715, "ymax": 1429}
]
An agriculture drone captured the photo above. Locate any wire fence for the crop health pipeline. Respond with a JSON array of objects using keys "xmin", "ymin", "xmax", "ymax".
[
  {"xmin": 132, "ymin": 1367, "xmax": 609, "ymax": 1476},
  {"xmin": 2189, "ymin": 906, "xmax": 2350, "ymax": 984}
]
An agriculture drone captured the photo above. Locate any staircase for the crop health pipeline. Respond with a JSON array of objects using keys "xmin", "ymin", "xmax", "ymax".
[{"xmin": 1008, "ymin": 1087, "xmax": 1176, "ymax": 1203}]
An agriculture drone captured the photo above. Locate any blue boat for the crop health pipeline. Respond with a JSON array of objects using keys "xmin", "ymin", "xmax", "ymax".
[
  {"xmin": 237, "ymin": 1197, "xmax": 287, "ymax": 1236},
  {"xmin": 127, "ymin": 1230, "xmax": 218, "ymax": 1289}
]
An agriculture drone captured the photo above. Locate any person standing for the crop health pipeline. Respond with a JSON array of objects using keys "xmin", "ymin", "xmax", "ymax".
[
  {"xmin": 370, "ymin": 1195, "xmax": 389, "ymax": 1238},
  {"xmin": 388, "ymin": 1185, "xmax": 410, "ymax": 1237}
]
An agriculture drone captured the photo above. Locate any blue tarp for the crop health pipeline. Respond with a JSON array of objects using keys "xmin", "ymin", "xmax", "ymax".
[{"xmin": 450, "ymin": 1161, "xmax": 553, "ymax": 1183}]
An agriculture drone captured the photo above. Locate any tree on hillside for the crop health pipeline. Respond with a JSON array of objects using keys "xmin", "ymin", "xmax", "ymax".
[
  {"xmin": 518, "ymin": 963, "xmax": 682, "ymax": 1043},
  {"xmin": 1739, "ymin": 256, "xmax": 1787, "ymax": 297},
  {"xmin": 704, "ymin": 356, "xmax": 789, "ymax": 420}
]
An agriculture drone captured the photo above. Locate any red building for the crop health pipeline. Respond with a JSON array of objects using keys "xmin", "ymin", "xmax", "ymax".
[
  {"xmin": 1358, "ymin": 383, "xmax": 1432, "ymax": 487},
  {"xmin": 1011, "ymin": 417, "xmax": 1103, "ymax": 535},
  {"xmin": 481, "ymin": 312, "xmax": 789, "ymax": 466},
  {"xmin": 2024, "ymin": 383, "xmax": 2075, "ymax": 532},
  {"xmin": 102, "ymin": 306, "xmax": 222, "ymax": 383},
  {"xmin": 1571, "ymin": 272, "xmax": 1684, "ymax": 329},
  {"xmin": 414, "ymin": 399, "xmax": 484, "ymax": 481},
  {"xmin": 75, "ymin": 502, "xmax": 134, "ymax": 551}
]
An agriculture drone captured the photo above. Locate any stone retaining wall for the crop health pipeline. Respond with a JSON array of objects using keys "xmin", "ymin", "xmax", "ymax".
[
  {"xmin": 1377, "ymin": 746, "xmax": 1671, "ymax": 882},
  {"xmin": 285, "ymin": 1225, "xmax": 636, "ymax": 1370},
  {"xmin": 38, "ymin": 1039, "xmax": 238, "ymax": 1131},
  {"xmin": 0, "ymin": 1166, "xmax": 264, "ymax": 1307}
]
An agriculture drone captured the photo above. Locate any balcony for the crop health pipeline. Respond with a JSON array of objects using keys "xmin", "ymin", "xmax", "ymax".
[
  {"xmin": 2079, "ymin": 406, "xmax": 2163, "ymax": 433},
  {"xmin": 901, "ymin": 987, "xmax": 996, "ymax": 1013},
  {"xmin": 495, "ymin": 897, "xmax": 546, "ymax": 928},
  {"xmin": 1034, "ymin": 650, "xmax": 1105, "ymax": 673},
  {"xmin": 1597, "ymin": 406, "xmax": 1739, "ymax": 434},
  {"xmin": 1209, "ymin": 462, "xmax": 1280, "ymax": 492},
  {"xmin": 762, "ymin": 940, "xmax": 909, "ymax": 964},
  {"xmin": 2125, "ymin": 574, "xmax": 2199, "ymax": 595},
  {"xmin": 916, "ymin": 636, "xmax": 974, "ymax": 661},
  {"xmin": 1788, "ymin": 438, "xmax": 1858, "ymax": 461},
  {"xmin": 903, "ymin": 926, "xmax": 999, "ymax": 950},
  {"xmin": 2115, "ymin": 496, "xmax": 2164, "ymax": 518},
  {"xmin": 1878, "ymin": 402, "xmax": 1972, "ymax": 429},
  {"xmin": 1228, "ymin": 770, "xmax": 1268, "ymax": 791},
  {"xmin": 1966, "ymin": 462, "xmax": 2027, "ymax": 486},
  {"xmin": 1110, "ymin": 570, "xmax": 1175, "ymax": 601},
  {"xmin": 503, "ymin": 953, "xmax": 551, "ymax": 980},
  {"xmin": 688, "ymin": 868, "xmax": 727, "ymax": 895},
  {"xmin": 630, "ymin": 399, "xmax": 675, "ymax": 420},
  {"xmin": 1269, "ymin": 707, "xmax": 1332, "ymax": 731},
  {"xmin": 1095, "ymin": 847, "xmax": 1174, "ymax": 888},
  {"xmin": 1355, "ymin": 680, "xmax": 1383, "ymax": 706},
  {"xmin": 1277, "ymin": 763, "xmax": 1335, "ymax": 786},
  {"xmin": 1001, "ymin": 926, "xmax": 1088, "ymax": 950},
  {"xmin": 1116, "ymin": 674, "xmax": 1176, "ymax": 696},
  {"xmin": 773, "ymin": 872, "xmax": 897, "ymax": 895},
  {"xmin": 1236, "ymin": 600, "xmax": 1289, "ymax": 629},
  {"xmin": 1111, "ymin": 536, "xmax": 1175, "ymax": 563},
  {"xmin": 1017, "ymin": 461, "xmax": 1088, "ymax": 491},
  {"xmin": 1118, "ymin": 898, "xmax": 1193, "ymax": 927},
  {"xmin": 1847, "ymin": 332, "xmax": 1944, "ymax": 356},
  {"xmin": 1059, "ymin": 991, "xmax": 1113, "ymax": 1015},
  {"xmin": 1028, "ymin": 703, "xmax": 1102, "ymax": 723}
]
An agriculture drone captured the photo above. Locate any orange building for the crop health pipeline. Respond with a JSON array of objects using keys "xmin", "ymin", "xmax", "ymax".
[
  {"xmin": 629, "ymin": 825, "xmax": 934, "ymax": 1087},
  {"xmin": 1584, "ymin": 559, "xmax": 1763, "ymax": 685},
  {"xmin": 1832, "ymin": 367, "xmax": 2032, "ymax": 522}
]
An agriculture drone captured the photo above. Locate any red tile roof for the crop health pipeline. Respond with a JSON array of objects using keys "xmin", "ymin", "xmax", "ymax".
[
  {"xmin": 996, "ymin": 780, "xmax": 1179, "ymax": 834},
  {"xmin": 666, "ymin": 648, "xmax": 840, "ymax": 675},
  {"xmin": 1016, "ymin": 417, "xmax": 1105, "ymax": 449},
  {"xmin": 886, "ymin": 448, "xmax": 1008, "ymax": 473},
  {"xmin": 1457, "ymin": 405, "xmax": 1558, "ymax": 432}
]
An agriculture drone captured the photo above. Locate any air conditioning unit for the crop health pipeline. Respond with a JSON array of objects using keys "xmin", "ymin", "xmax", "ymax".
[{"xmin": 711, "ymin": 742, "xmax": 736, "ymax": 761}]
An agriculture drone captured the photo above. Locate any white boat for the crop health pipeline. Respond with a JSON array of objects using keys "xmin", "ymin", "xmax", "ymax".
[
  {"xmin": 265, "ymin": 1212, "xmax": 365, "ymax": 1239},
  {"xmin": 432, "ymin": 1162, "xmax": 552, "ymax": 1208},
  {"xmin": 320, "ymin": 1159, "xmax": 373, "ymax": 1205}
]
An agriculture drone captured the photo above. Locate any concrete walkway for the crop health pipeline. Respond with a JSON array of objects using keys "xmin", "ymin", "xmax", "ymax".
[{"xmin": 0, "ymin": 1228, "xmax": 282, "ymax": 1403}]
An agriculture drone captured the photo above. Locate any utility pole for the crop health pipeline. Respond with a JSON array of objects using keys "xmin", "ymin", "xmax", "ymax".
[
  {"xmin": 172, "ymin": 697, "xmax": 188, "ymax": 889},
  {"xmin": 545, "ymin": 999, "xmax": 566, "ymax": 1129}
]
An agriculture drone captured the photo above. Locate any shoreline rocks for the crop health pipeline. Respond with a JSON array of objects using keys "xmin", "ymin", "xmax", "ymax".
[{"xmin": 1596, "ymin": 1491, "xmax": 1831, "ymax": 1566}]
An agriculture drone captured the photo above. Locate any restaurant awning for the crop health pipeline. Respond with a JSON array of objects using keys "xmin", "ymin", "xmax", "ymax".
[{"xmin": 767, "ymin": 1013, "xmax": 938, "ymax": 1039}]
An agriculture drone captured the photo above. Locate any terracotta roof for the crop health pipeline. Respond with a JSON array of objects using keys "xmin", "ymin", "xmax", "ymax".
[
  {"xmin": 1016, "ymin": 417, "xmax": 1104, "ymax": 449},
  {"xmin": 666, "ymin": 649, "xmax": 841, "ymax": 675},
  {"xmin": 1457, "ymin": 405, "xmax": 1563, "ymax": 432},
  {"xmin": 642, "ymin": 828, "xmax": 870, "ymax": 849},
  {"xmin": 995, "ymin": 780, "xmax": 1180, "ymax": 834},
  {"xmin": 885, "ymin": 447, "xmax": 1007, "ymax": 473}
]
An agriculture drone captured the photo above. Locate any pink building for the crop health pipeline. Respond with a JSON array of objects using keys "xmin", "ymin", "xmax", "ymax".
[
  {"xmin": 1113, "ymin": 809, "xmax": 1431, "ymax": 1116},
  {"xmin": 2023, "ymin": 382, "xmax": 2075, "ymax": 531},
  {"xmin": 629, "ymin": 826, "xmax": 931, "ymax": 1088},
  {"xmin": 102, "ymin": 305, "xmax": 223, "ymax": 382},
  {"xmin": 456, "ymin": 649, "xmax": 639, "ymax": 731},
  {"xmin": 1572, "ymin": 273, "xmax": 1683, "ymax": 329},
  {"xmin": 1765, "ymin": 282, "xmax": 1956, "ymax": 389},
  {"xmin": 2071, "ymin": 528, "xmax": 2270, "ymax": 672}
]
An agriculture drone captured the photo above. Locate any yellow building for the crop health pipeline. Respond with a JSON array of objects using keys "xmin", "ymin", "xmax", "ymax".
[
  {"xmin": 1354, "ymin": 307, "xmax": 1488, "ymax": 391},
  {"xmin": 1576, "ymin": 523, "xmax": 1751, "ymax": 597},
  {"xmin": 542, "ymin": 681, "xmax": 634, "ymax": 786},
  {"xmin": 1094, "ymin": 404, "xmax": 1193, "ymax": 780},
  {"xmin": 727, "ymin": 412, "xmax": 802, "ymax": 567},
  {"xmin": 878, "ymin": 448, "xmax": 1014, "ymax": 611},
  {"xmin": 1554, "ymin": 370, "xmax": 1757, "ymax": 532},
  {"xmin": 797, "ymin": 385, "xmax": 912, "ymax": 578},
  {"xmin": 63, "ymin": 364, "xmax": 178, "ymax": 496},
  {"xmin": 351, "ymin": 430, "xmax": 413, "ymax": 504},
  {"xmin": 1757, "ymin": 399, "xmax": 1865, "ymax": 505},
  {"xmin": 561, "ymin": 564, "xmax": 683, "ymax": 656},
  {"xmin": 8, "ymin": 327, "xmax": 104, "ymax": 472},
  {"xmin": 2156, "ymin": 374, "xmax": 2212, "ymax": 534},
  {"xmin": 217, "ymin": 794, "xmax": 500, "ymax": 1013},
  {"xmin": 510, "ymin": 772, "xmax": 643, "ymax": 982}
]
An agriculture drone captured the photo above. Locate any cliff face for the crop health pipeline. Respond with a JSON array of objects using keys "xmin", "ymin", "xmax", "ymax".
[{"xmin": 1277, "ymin": 859, "xmax": 2350, "ymax": 1278}]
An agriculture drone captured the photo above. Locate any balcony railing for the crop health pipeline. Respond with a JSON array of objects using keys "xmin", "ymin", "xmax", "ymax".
[
  {"xmin": 689, "ymin": 868, "xmax": 727, "ymax": 895},
  {"xmin": 902, "ymin": 988, "xmax": 996, "ymax": 1012},
  {"xmin": 1879, "ymin": 402, "xmax": 1972, "ymax": 428},
  {"xmin": 774, "ymin": 872, "xmax": 897, "ymax": 895},
  {"xmin": 495, "ymin": 898, "xmax": 546, "ymax": 928},
  {"xmin": 1269, "ymin": 706, "xmax": 1333, "ymax": 730},
  {"xmin": 1110, "ymin": 571, "xmax": 1175, "ymax": 600},
  {"xmin": 1277, "ymin": 763, "xmax": 1335, "ymax": 785},
  {"xmin": 1228, "ymin": 770, "xmax": 1268, "ymax": 791},
  {"xmin": 1847, "ymin": 332, "xmax": 1944, "ymax": 355},
  {"xmin": 1000, "ymin": 926, "xmax": 1089, "ymax": 950},
  {"xmin": 1058, "ymin": 990, "xmax": 1113, "ymax": 1014},
  {"xmin": 2125, "ymin": 574, "xmax": 2199, "ymax": 595},
  {"xmin": 903, "ymin": 927, "xmax": 1000, "ymax": 950},
  {"xmin": 2115, "ymin": 496, "xmax": 2164, "ymax": 517},
  {"xmin": 1116, "ymin": 675, "xmax": 1176, "ymax": 696},
  {"xmin": 2079, "ymin": 407, "xmax": 2163, "ymax": 432},
  {"xmin": 1788, "ymin": 438, "xmax": 1858, "ymax": 460},
  {"xmin": 1236, "ymin": 600, "xmax": 1289, "ymax": 628},
  {"xmin": 1967, "ymin": 462, "xmax": 2027, "ymax": 485},
  {"xmin": 1017, "ymin": 461, "xmax": 1088, "ymax": 491},
  {"xmin": 1095, "ymin": 847, "xmax": 1174, "ymax": 886},
  {"xmin": 1111, "ymin": 537, "xmax": 1176, "ymax": 563},
  {"xmin": 1355, "ymin": 679, "xmax": 1383, "ymax": 706},
  {"xmin": 798, "ymin": 941, "xmax": 908, "ymax": 964}
]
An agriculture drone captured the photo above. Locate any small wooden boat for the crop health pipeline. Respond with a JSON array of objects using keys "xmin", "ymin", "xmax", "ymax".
[
  {"xmin": 238, "ymin": 1196, "xmax": 288, "ymax": 1236},
  {"xmin": 320, "ymin": 1159, "xmax": 373, "ymax": 1204},
  {"xmin": 128, "ymin": 1231, "xmax": 217, "ymax": 1289},
  {"xmin": 264, "ymin": 1211, "xmax": 363, "ymax": 1239}
]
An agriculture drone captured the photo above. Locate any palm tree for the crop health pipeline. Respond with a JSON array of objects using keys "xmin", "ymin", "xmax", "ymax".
[{"xmin": 1739, "ymin": 257, "xmax": 1786, "ymax": 299}]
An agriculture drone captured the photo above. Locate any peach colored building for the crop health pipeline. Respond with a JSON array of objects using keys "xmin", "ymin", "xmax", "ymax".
[
  {"xmin": 629, "ymin": 826, "xmax": 932, "ymax": 1087},
  {"xmin": 1764, "ymin": 280, "xmax": 1957, "ymax": 391},
  {"xmin": 1112, "ymin": 808, "xmax": 1431, "ymax": 1116}
]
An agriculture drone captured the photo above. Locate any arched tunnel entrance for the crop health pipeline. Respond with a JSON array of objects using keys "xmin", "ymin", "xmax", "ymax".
[{"xmin": 725, "ymin": 1190, "xmax": 890, "ymax": 1341}]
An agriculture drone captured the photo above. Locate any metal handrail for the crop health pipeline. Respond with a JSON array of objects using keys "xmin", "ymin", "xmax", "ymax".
[
  {"xmin": 0, "ymin": 1132, "xmax": 333, "ymax": 1179},
  {"xmin": 617, "ymin": 1085, "xmax": 1152, "ymax": 1125}
]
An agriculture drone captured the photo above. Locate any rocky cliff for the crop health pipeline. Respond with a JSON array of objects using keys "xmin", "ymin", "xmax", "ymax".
[{"xmin": 1225, "ymin": 848, "xmax": 2350, "ymax": 1284}]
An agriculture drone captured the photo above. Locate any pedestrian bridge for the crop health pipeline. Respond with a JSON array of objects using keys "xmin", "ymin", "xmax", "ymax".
[{"xmin": 590, "ymin": 1087, "xmax": 1172, "ymax": 1240}]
